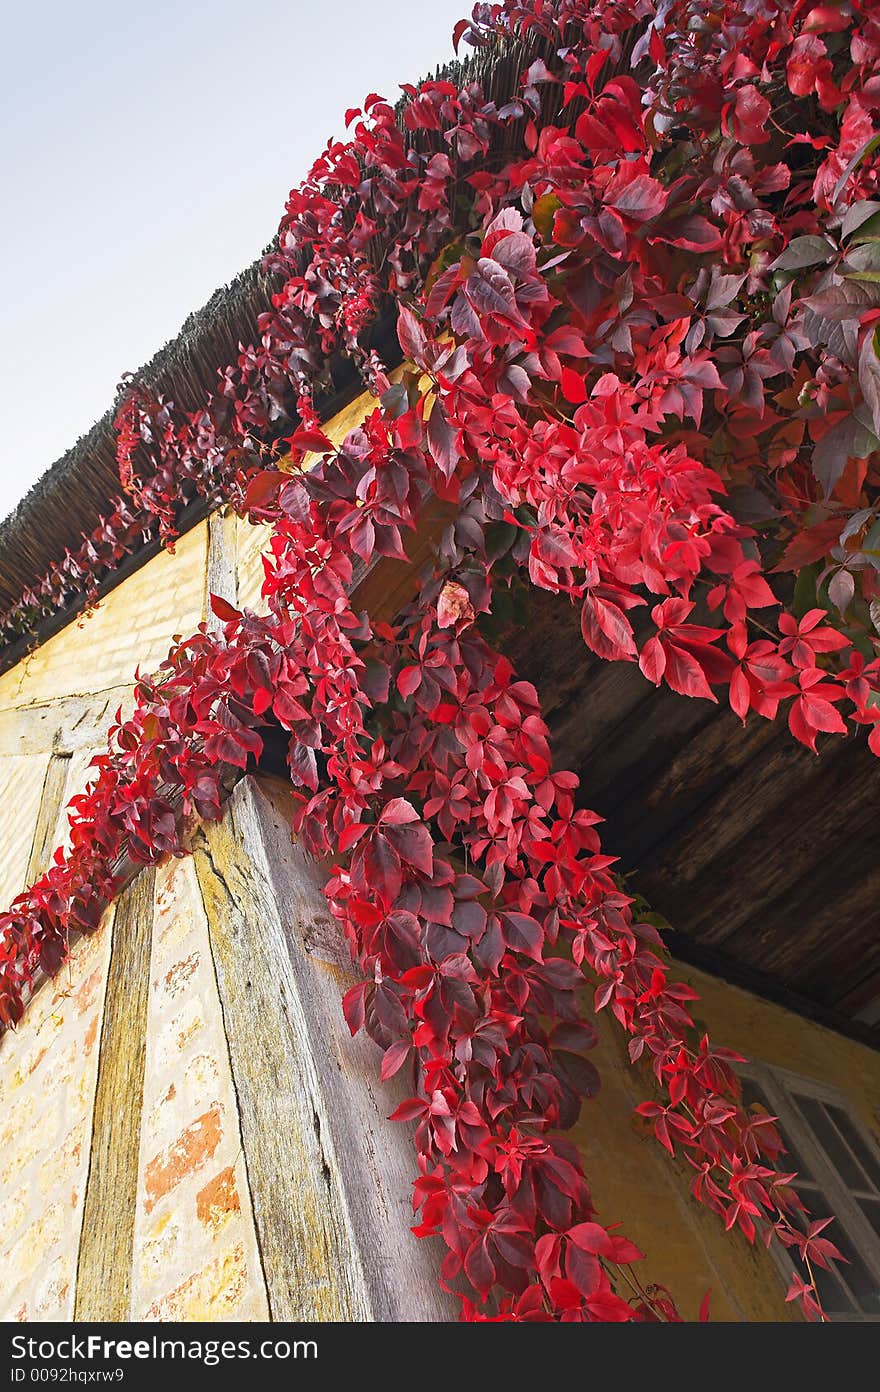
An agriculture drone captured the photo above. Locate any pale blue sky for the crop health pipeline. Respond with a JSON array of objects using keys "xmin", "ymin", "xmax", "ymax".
[{"xmin": 0, "ymin": 0, "xmax": 466, "ymax": 518}]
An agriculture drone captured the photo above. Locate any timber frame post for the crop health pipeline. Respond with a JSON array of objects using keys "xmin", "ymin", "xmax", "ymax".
[{"xmin": 193, "ymin": 774, "xmax": 454, "ymax": 1322}]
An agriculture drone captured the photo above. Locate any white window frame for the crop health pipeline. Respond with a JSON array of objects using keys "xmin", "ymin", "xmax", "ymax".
[{"xmin": 738, "ymin": 1060, "xmax": 880, "ymax": 1322}]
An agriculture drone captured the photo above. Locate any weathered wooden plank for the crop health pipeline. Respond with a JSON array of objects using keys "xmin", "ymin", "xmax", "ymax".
[
  {"xmin": 548, "ymin": 658, "xmax": 650, "ymax": 770},
  {"xmin": 192, "ymin": 799, "xmax": 370, "ymax": 1322},
  {"xmin": 507, "ymin": 588, "xmax": 662, "ymax": 750},
  {"xmin": 193, "ymin": 775, "xmax": 453, "ymax": 1321},
  {"xmin": 25, "ymin": 753, "xmax": 71, "ymax": 882},
  {"xmin": 755, "ymin": 841, "xmax": 879, "ymax": 984},
  {"xmin": 205, "ymin": 506, "xmax": 238, "ymax": 630},
  {"xmin": 662, "ymin": 750, "xmax": 874, "ymax": 948},
  {"xmin": 732, "ymin": 826, "xmax": 880, "ymax": 1008},
  {"xmin": 0, "ymin": 685, "xmax": 134, "ymax": 757},
  {"xmin": 506, "ymin": 592, "xmax": 650, "ymax": 765},
  {"xmin": 74, "ymin": 870, "xmax": 155, "ymax": 1321},
  {"xmin": 815, "ymin": 943, "xmax": 880, "ymax": 1014},
  {"xmin": 195, "ymin": 826, "xmax": 366, "ymax": 1322},
  {"xmin": 601, "ymin": 701, "xmax": 774, "ymax": 865},
  {"xmin": 506, "ymin": 596, "xmax": 599, "ymax": 725},
  {"xmin": 634, "ymin": 725, "xmax": 856, "ymax": 900},
  {"xmin": 502, "ymin": 584, "xmax": 880, "ymax": 1035}
]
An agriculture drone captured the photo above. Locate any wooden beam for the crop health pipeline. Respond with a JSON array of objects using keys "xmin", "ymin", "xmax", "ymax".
[
  {"xmin": 193, "ymin": 775, "xmax": 453, "ymax": 1321},
  {"xmin": 74, "ymin": 869, "xmax": 155, "ymax": 1321},
  {"xmin": 204, "ymin": 506, "xmax": 238, "ymax": 630},
  {"xmin": 599, "ymin": 697, "xmax": 771, "ymax": 864},
  {"xmin": 670, "ymin": 752, "xmax": 873, "ymax": 949},
  {"xmin": 25, "ymin": 753, "xmax": 71, "ymax": 882},
  {"xmin": 0, "ymin": 685, "xmax": 134, "ymax": 757},
  {"xmin": 193, "ymin": 800, "xmax": 370, "ymax": 1322}
]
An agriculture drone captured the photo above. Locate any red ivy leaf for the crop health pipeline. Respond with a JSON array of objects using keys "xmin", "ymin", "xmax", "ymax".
[
  {"xmin": 560, "ymin": 365, "xmax": 587, "ymax": 403},
  {"xmin": 581, "ymin": 592, "xmax": 637, "ymax": 662},
  {"xmin": 381, "ymin": 1039, "xmax": 411, "ymax": 1080},
  {"xmin": 342, "ymin": 981, "xmax": 368, "ymax": 1037}
]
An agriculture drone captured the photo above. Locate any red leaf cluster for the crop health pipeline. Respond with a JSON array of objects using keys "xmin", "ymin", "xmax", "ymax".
[{"xmin": 6, "ymin": 0, "xmax": 880, "ymax": 1322}]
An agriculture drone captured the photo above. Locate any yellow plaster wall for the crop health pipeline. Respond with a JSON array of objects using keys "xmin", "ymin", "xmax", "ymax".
[
  {"xmin": 0, "ymin": 518, "xmax": 211, "ymax": 924},
  {"xmin": 234, "ymin": 517, "xmax": 273, "ymax": 618},
  {"xmin": 53, "ymin": 750, "xmax": 102, "ymax": 857}
]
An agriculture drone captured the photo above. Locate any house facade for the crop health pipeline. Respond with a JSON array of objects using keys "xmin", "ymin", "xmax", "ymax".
[
  {"xmin": 2, "ymin": 0, "xmax": 880, "ymax": 1327},
  {"xmin": 0, "ymin": 383, "xmax": 878, "ymax": 1323}
]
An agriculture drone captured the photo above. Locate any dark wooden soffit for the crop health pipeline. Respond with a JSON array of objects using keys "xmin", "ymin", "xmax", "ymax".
[{"xmin": 503, "ymin": 589, "xmax": 880, "ymax": 1049}]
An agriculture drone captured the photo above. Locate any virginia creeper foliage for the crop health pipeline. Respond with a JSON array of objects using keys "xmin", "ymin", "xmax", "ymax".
[{"xmin": 4, "ymin": 0, "xmax": 880, "ymax": 1320}]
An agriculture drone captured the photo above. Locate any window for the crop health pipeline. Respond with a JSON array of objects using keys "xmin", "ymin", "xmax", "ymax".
[{"xmin": 739, "ymin": 1062, "xmax": 880, "ymax": 1321}]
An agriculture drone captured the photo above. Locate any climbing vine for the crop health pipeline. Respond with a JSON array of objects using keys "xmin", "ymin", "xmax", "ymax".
[{"xmin": 3, "ymin": 0, "xmax": 880, "ymax": 1321}]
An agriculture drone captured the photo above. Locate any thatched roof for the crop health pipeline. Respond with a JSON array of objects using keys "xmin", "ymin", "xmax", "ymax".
[
  {"xmin": 0, "ymin": 259, "xmax": 279, "ymax": 611},
  {"xmin": 0, "ymin": 35, "xmax": 559, "ymax": 652}
]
